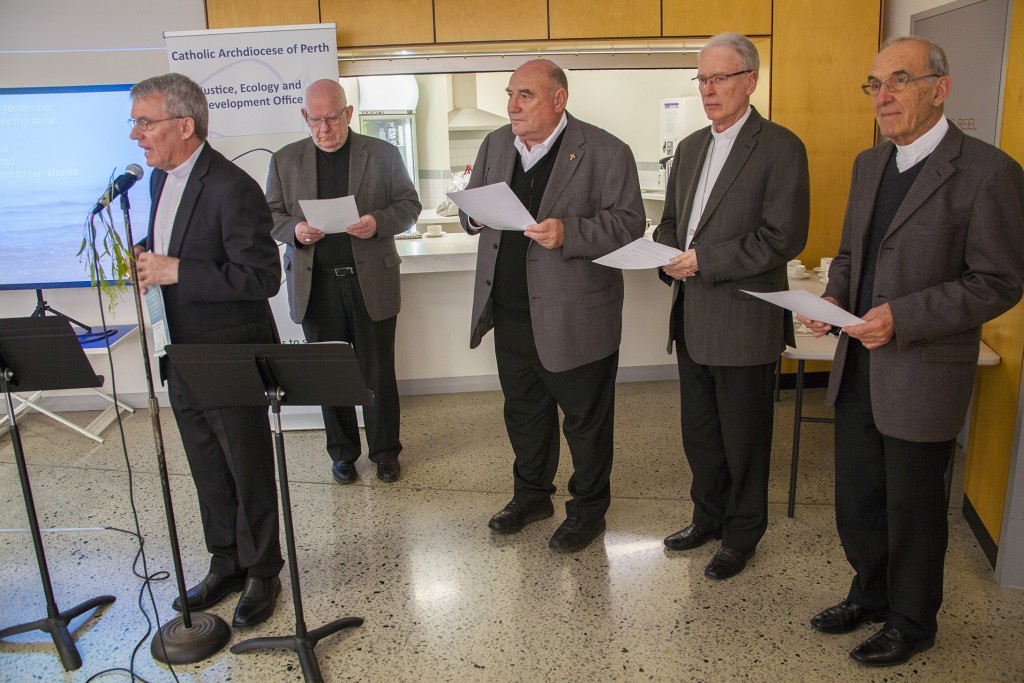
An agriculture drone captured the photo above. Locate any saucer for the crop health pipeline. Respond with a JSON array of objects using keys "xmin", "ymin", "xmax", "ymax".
[
  {"xmin": 788, "ymin": 273, "xmax": 810, "ymax": 280},
  {"xmin": 425, "ymin": 232, "xmax": 445, "ymax": 238},
  {"xmin": 813, "ymin": 266, "xmax": 829, "ymax": 273}
]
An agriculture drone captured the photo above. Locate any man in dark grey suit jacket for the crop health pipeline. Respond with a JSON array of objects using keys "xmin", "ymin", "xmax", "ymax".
[
  {"xmin": 800, "ymin": 37, "xmax": 1024, "ymax": 666},
  {"xmin": 460, "ymin": 59, "xmax": 644, "ymax": 552},
  {"xmin": 267, "ymin": 79, "xmax": 421, "ymax": 485},
  {"xmin": 132, "ymin": 73, "xmax": 283, "ymax": 628},
  {"xmin": 653, "ymin": 33, "xmax": 809, "ymax": 580}
]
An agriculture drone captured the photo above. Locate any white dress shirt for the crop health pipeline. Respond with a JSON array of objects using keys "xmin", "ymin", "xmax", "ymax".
[
  {"xmin": 894, "ymin": 116, "xmax": 949, "ymax": 172},
  {"xmin": 514, "ymin": 113, "xmax": 568, "ymax": 172},
  {"xmin": 152, "ymin": 143, "xmax": 204, "ymax": 255}
]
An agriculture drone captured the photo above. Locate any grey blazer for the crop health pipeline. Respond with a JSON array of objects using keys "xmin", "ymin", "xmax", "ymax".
[
  {"xmin": 266, "ymin": 132, "xmax": 421, "ymax": 323},
  {"xmin": 461, "ymin": 113, "xmax": 645, "ymax": 373},
  {"xmin": 653, "ymin": 107, "xmax": 810, "ymax": 366},
  {"xmin": 824, "ymin": 122, "xmax": 1024, "ymax": 442}
]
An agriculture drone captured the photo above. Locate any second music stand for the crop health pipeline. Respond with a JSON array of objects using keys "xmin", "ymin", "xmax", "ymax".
[{"xmin": 163, "ymin": 342, "xmax": 372, "ymax": 683}]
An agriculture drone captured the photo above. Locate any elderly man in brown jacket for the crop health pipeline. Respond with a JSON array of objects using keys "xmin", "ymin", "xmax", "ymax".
[{"xmin": 800, "ymin": 36, "xmax": 1024, "ymax": 667}]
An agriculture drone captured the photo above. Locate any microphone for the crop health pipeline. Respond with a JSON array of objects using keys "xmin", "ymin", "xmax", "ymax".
[{"xmin": 91, "ymin": 164, "xmax": 144, "ymax": 215}]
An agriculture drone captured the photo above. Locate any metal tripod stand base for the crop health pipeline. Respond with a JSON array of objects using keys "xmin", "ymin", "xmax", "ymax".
[
  {"xmin": 0, "ymin": 594, "xmax": 116, "ymax": 671},
  {"xmin": 151, "ymin": 612, "xmax": 231, "ymax": 665},
  {"xmin": 231, "ymin": 616, "xmax": 364, "ymax": 683}
]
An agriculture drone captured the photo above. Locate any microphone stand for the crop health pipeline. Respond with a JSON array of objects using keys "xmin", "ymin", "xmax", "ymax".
[{"xmin": 116, "ymin": 192, "xmax": 230, "ymax": 663}]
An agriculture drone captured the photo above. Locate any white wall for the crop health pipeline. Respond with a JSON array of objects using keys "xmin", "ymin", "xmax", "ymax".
[{"xmin": 885, "ymin": 0, "xmax": 952, "ymax": 39}]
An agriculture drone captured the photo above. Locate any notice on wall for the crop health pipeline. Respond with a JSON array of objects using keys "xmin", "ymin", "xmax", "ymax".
[{"xmin": 163, "ymin": 23, "xmax": 338, "ymax": 138}]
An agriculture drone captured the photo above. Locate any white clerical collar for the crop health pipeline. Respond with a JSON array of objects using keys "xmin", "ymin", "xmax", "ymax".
[
  {"xmin": 514, "ymin": 112, "xmax": 568, "ymax": 158},
  {"xmin": 167, "ymin": 142, "xmax": 205, "ymax": 181},
  {"xmin": 895, "ymin": 117, "xmax": 948, "ymax": 172},
  {"xmin": 711, "ymin": 106, "xmax": 752, "ymax": 142}
]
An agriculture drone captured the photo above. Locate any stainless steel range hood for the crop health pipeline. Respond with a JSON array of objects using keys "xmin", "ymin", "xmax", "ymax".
[{"xmin": 448, "ymin": 74, "xmax": 508, "ymax": 132}]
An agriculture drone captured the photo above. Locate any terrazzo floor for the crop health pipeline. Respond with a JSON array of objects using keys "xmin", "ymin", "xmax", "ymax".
[{"xmin": 1, "ymin": 381, "xmax": 1022, "ymax": 682}]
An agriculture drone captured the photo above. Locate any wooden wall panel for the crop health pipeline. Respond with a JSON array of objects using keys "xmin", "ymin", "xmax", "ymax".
[
  {"xmin": 550, "ymin": 0, "xmax": 660, "ymax": 39},
  {"xmin": 206, "ymin": 0, "xmax": 320, "ymax": 29},
  {"xmin": 771, "ymin": 0, "xmax": 881, "ymax": 269},
  {"xmin": 321, "ymin": 0, "xmax": 435, "ymax": 47},
  {"xmin": 434, "ymin": 0, "xmax": 547, "ymax": 43},
  {"xmin": 965, "ymin": 1, "xmax": 1024, "ymax": 543},
  {"xmin": 663, "ymin": 0, "xmax": 772, "ymax": 37}
]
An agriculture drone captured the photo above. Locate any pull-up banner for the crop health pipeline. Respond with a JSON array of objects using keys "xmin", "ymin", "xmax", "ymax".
[{"xmin": 163, "ymin": 23, "xmax": 338, "ymax": 138}]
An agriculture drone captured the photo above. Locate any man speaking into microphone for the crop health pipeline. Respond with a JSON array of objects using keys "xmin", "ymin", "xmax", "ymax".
[{"xmin": 130, "ymin": 73, "xmax": 284, "ymax": 628}]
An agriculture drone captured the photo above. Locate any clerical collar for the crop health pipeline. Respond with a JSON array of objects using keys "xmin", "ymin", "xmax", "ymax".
[
  {"xmin": 711, "ymin": 106, "xmax": 752, "ymax": 142},
  {"xmin": 895, "ymin": 117, "xmax": 948, "ymax": 172}
]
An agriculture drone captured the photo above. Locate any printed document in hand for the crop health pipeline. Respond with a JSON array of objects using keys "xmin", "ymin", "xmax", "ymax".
[
  {"xmin": 298, "ymin": 196, "xmax": 360, "ymax": 234},
  {"xmin": 446, "ymin": 182, "xmax": 536, "ymax": 231},
  {"xmin": 594, "ymin": 238, "xmax": 682, "ymax": 269},
  {"xmin": 741, "ymin": 289, "xmax": 865, "ymax": 328}
]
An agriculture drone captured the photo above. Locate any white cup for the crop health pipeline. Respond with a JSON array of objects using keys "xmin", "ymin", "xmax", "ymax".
[
  {"xmin": 788, "ymin": 259, "xmax": 802, "ymax": 266},
  {"xmin": 820, "ymin": 257, "xmax": 833, "ymax": 271},
  {"xmin": 427, "ymin": 224, "xmax": 443, "ymax": 236},
  {"xmin": 788, "ymin": 264, "xmax": 806, "ymax": 277}
]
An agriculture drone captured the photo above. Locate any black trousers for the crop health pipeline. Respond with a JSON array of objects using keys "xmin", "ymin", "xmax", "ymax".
[
  {"xmin": 168, "ymin": 367, "xmax": 283, "ymax": 578},
  {"xmin": 673, "ymin": 292, "xmax": 776, "ymax": 553},
  {"xmin": 492, "ymin": 305, "xmax": 618, "ymax": 522},
  {"xmin": 834, "ymin": 340, "xmax": 953, "ymax": 640},
  {"xmin": 302, "ymin": 271, "xmax": 401, "ymax": 464}
]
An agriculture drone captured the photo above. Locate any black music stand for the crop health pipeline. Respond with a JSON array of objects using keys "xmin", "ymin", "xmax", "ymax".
[
  {"xmin": 163, "ymin": 342, "xmax": 372, "ymax": 683},
  {"xmin": 0, "ymin": 317, "xmax": 116, "ymax": 671}
]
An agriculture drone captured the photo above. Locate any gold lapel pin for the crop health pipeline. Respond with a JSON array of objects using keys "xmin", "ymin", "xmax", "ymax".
[{"xmin": 569, "ymin": 153, "xmax": 576, "ymax": 161}]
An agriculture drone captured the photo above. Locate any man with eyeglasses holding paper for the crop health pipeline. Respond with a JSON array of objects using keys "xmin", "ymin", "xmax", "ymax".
[
  {"xmin": 267, "ymin": 79, "xmax": 421, "ymax": 485},
  {"xmin": 653, "ymin": 33, "xmax": 809, "ymax": 581},
  {"xmin": 798, "ymin": 37, "xmax": 1024, "ymax": 666}
]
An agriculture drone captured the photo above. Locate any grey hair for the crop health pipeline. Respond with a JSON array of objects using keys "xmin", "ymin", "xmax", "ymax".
[
  {"xmin": 882, "ymin": 36, "xmax": 950, "ymax": 77},
  {"xmin": 700, "ymin": 33, "xmax": 760, "ymax": 73},
  {"xmin": 130, "ymin": 73, "xmax": 209, "ymax": 140}
]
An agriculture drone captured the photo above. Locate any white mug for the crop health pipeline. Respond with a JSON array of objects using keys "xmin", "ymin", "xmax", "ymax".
[
  {"xmin": 820, "ymin": 257, "xmax": 833, "ymax": 271},
  {"xmin": 427, "ymin": 224, "xmax": 443, "ymax": 236},
  {"xmin": 788, "ymin": 264, "xmax": 806, "ymax": 277}
]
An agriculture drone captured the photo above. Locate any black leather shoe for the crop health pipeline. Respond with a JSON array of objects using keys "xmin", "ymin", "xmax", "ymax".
[
  {"xmin": 704, "ymin": 546, "xmax": 753, "ymax": 580},
  {"xmin": 850, "ymin": 627, "xmax": 934, "ymax": 667},
  {"xmin": 548, "ymin": 517, "xmax": 606, "ymax": 552},
  {"xmin": 487, "ymin": 499, "xmax": 554, "ymax": 534},
  {"xmin": 376, "ymin": 460, "xmax": 401, "ymax": 483},
  {"xmin": 232, "ymin": 576, "xmax": 281, "ymax": 628},
  {"xmin": 664, "ymin": 523, "xmax": 722, "ymax": 551},
  {"xmin": 171, "ymin": 571, "xmax": 245, "ymax": 612},
  {"xmin": 811, "ymin": 600, "xmax": 890, "ymax": 634},
  {"xmin": 332, "ymin": 461, "xmax": 357, "ymax": 484}
]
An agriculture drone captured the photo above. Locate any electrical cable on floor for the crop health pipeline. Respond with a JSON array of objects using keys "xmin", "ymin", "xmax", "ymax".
[{"xmin": 75, "ymin": 281, "xmax": 181, "ymax": 683}]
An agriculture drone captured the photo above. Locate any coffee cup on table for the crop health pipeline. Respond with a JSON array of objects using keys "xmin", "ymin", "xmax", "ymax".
[
  {"xmin": 819, "ymin": 257, "xmax": 833, "ymax": 271},
  {"xmin": 788, "ymin": 263, "xmax": 806, "ymax": 277},
  {"xmin": 427, "ymin": 224, "xmax": 444, "ymax": 236}
]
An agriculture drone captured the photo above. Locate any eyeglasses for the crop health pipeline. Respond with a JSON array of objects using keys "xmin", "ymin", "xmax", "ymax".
[
  {"xmin": 127, "ymin": 117, "xmax": 182, "ymax": 131},
  {"xmin": 860, "ymin": 73, "xmax": 940, "ymax": 96},
  {"xmin": 691, "ymin": 70, "xmax": 753, "ymax": 90},
  {"xmin": 306, "ymin": 114, "xmax": 346, "ymax": 128}
]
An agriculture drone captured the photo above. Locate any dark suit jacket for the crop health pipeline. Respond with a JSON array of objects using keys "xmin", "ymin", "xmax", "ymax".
[
  {"xmin": 146, "ymin": 144, "xmax": 280, "ymax": 349},
  {"xmin": 825, "ymin": 122, "xmax": 1024, "ymax": 442},
  {"xmin": 653, "ymin": 107, "xmax": 810, "ymax": 366},
  {"xmin": 266, "ymin": 133, "xmax": 421, "ymax": 323},
  {"xmin": 460, "ymin": 113, "xmax": 645, "ymax": 373}
]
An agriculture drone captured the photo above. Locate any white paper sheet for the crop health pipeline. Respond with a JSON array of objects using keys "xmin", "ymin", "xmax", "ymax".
[
  {"xmin": 741, "ymin": 288, "xmax": 866, "ymax": 328},
  {"xmin": 298, "ymin": 196, "xmax": 361, "ymax": 234},
  {"xmin": 594, "ymin": 238, "xmax": 682, "ymax": 269},
  {"xmin": 446, "ymin": 182, "xmax": 536, "ymax": 231}
]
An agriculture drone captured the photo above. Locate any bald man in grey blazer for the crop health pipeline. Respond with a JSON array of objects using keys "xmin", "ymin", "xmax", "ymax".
[
  {"xmin": 267, "ymin": 79, "xmax": 421, "ymax": 485},
  {"xmin": 653, "ymin": 33, "xmax": 810, "ymax": 581},
  {"xmin": 461, "ymin": 59, "xmax": 644, "ymax": 552},
  {"xmin": 800, "ymin": 37, "xmax": 1024, "ymax": 666}
]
